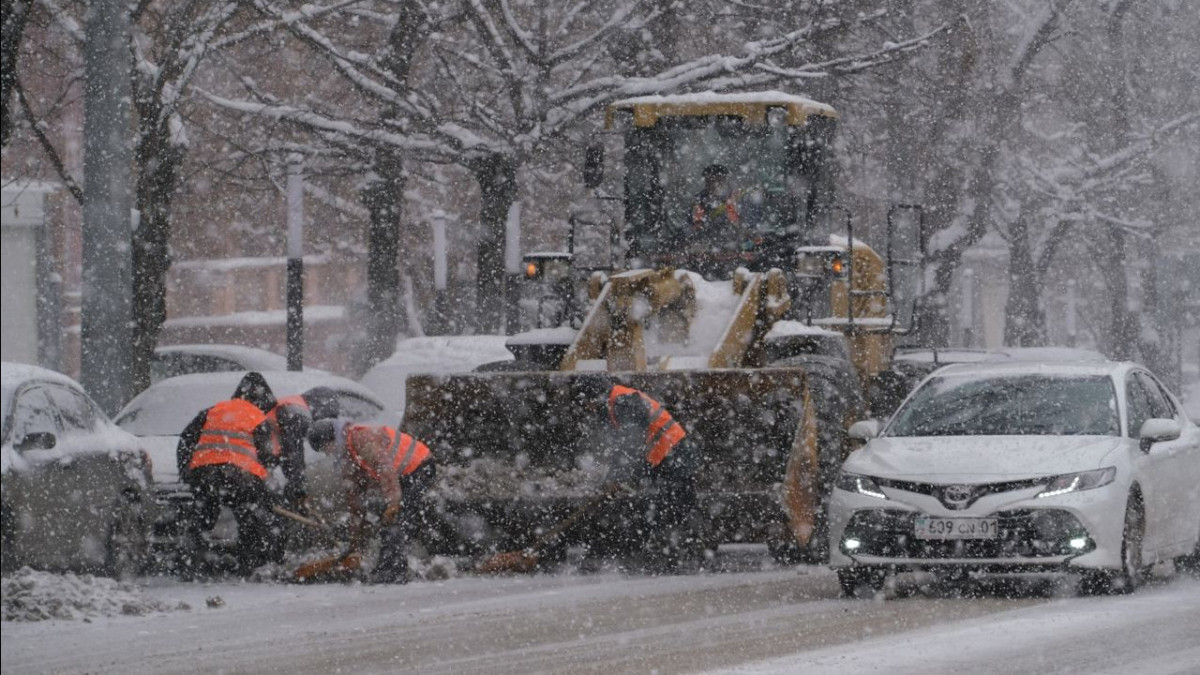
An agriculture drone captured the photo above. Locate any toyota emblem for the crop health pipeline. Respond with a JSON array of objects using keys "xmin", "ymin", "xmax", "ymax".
[{"xmin": 941, "ymin": 484, "xmax": 974, "ymax": 509}]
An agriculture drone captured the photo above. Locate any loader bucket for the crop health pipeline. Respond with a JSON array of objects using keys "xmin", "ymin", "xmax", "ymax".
[{"xmin": 405, "ymin": 367, "xmax": 825, "ymax": 556}]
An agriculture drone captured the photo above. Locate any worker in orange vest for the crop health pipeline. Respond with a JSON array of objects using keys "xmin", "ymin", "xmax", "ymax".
[
  {"xmin": 570, "ymin": 375, "xmax": 707, "ymax": 573},
  {"xmin": 264, "ymin": 386, "xmax": 340, "ymax": 514},
  {"xmin": 308, "ymin": 419, "xmax": 436, "ymax": 584},
  {"xmin": 176, "ymin": 372, "xmax": 284, "ymax": 575}
]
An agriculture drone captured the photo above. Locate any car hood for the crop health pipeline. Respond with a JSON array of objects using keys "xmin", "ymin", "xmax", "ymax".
[{"xmin": 843, "ymin": 434, "xmax": 1126, "ymax": 482}]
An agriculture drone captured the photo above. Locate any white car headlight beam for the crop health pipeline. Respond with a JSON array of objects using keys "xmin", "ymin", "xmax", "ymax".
[
  {"xmin": 836, "ymin": 472, "xmax": 888, "ymax": 500},
  {"xmin": 1037, "ymin": 467, "xmax": 1117, "ymax": 499}
]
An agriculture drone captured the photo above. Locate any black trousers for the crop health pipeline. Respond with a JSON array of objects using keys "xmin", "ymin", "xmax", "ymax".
[
  {"xmin": 586, "ymin": 449, "xmax": 703, "ymax": 567},
  {"xmin": 187, "ymin": 464, "xmax": 283, "ymax": 572},
  {"xmin": 372, "ymin": 462, "xmax": 436, "ymax": 584}
]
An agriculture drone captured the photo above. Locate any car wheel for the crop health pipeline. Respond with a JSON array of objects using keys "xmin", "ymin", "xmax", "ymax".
[
  {"xmin": 1081, "ymin": 494, "xmax": 1144, "ymax": 595},
  {"xmin": 837, "ymin": 567, "xmax": 887, "ymax": 598},
  {"xmin": 104, "ymin": 489, "xmax": 148, "ymax": 581}
]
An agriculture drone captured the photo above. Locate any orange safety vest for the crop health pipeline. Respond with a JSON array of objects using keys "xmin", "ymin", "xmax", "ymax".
[
  {"xmin": 266, "ymin": 395, "xmax": 310, "ymax": 458},
  {"xmin": 345, "ymin": 425, "xmax": 431, "ymax": 482},
  {"xmin": 188, "ymin": 399, "xmax": 269, "ymax": 479},
  {"xmin": 608, "ymin": 385, "xmax": 686, "ymax": 467}
]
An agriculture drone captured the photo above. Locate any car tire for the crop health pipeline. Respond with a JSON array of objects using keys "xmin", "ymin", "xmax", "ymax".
[
  {"xmin": 1081, "ymin": 494, "xmax": 1144, "ymax": 595},
  {"xmin": 104, "ymin": 489, "xmax": 148, "ymax": 581},
  {"xmin": 837, "ymin": 567, "xmax": 887, "ymax": 598}
]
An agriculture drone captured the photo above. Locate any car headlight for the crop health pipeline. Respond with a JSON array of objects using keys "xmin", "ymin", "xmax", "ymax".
[
  {"xmin": 1036, "ymin": 467, "xmax": 1117, "ymax": 498},
  {"xmin": 836, "ymin": 472, "xmax": 888, "ymax": 499}
]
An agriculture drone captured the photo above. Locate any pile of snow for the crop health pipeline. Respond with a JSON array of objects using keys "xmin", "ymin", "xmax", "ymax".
[
  {"xmin": 763, "ymin": 320, "xmax": 842, "ymax": 341},
  {"xmin": 361, "ymin": 335, "xmax": 514, "ymax": 412},
  {"xmin": 1, "ymin": 568, "xmax": 183, "ymax": 622}
]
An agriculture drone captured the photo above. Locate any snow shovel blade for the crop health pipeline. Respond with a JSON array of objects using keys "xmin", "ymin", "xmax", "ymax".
[
  {"xmin": 293, "ymin": 552, "xmax": 362, "ymax": 583},
  {"xmin": 475, "ymin": 550, "xmax": 539, "ymax": 575}
]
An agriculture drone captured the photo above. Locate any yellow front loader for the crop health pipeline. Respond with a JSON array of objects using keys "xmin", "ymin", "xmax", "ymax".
[{"xmin": 405, "ymin": 93, "xmax": 920, "ymax": 562}]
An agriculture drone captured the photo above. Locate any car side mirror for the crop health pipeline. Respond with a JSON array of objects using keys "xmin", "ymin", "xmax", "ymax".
[
  {"xmin": 1139, "ymin": 418, "xmax": 1181, "ymax": 453},
  {"xmin": 848, "ymin": 420, "xmax": 880, "ymax": 441},
  {"xmin": 583, "ymin": 144, "xmax": 604, "ymax": 189},
  {"xmin": 16, "ymin": 431, "xmax": 57, "ymax": 451}
]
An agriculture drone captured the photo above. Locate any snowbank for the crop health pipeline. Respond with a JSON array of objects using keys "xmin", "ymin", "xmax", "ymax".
[{"xmin": 1, "ymin": 568, "xmax": 184, "ymax": 622}]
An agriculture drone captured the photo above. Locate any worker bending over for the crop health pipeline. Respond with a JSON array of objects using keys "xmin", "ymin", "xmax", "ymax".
[
  {"xmin": 308, "ymin": 419, "xmax": 435, "ymax": 584},
  {"xmin": 572, "ymin": 375, "xmax": 708, "ymax": 572}
]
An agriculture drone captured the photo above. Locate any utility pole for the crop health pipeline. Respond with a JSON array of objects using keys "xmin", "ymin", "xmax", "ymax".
[
  {"xmin": 80, "ymin": 0, "xmax": 132, "ymax": 414},
  {"xmin": 286, "ymin": 154, "xmax": 304, "ymax": 371}
]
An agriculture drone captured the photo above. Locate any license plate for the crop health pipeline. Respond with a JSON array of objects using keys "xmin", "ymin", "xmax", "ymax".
[{"xmin": 914, "ymin": 516, "xmax": 1000, "ymax": 540}]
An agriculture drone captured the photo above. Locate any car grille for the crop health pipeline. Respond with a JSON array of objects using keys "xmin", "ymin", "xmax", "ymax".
[
  {"xmin": 842, "ymin": 508, "xmax": 1090, "ymax": 560},
  {"xmin": 873, "ymin": 477, "xmax": 1047, "ymax": 510}
]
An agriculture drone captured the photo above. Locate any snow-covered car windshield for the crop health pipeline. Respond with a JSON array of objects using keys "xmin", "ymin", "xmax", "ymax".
[{"xmin": 888, "ymin": 374, "xmax": 1120, "ymax": 437}]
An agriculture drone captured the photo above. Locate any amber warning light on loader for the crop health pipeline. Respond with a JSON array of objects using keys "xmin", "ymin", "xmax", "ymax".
[{"xmin": 525, "ymin": 261, "xmax": 541, "ymax": 279}]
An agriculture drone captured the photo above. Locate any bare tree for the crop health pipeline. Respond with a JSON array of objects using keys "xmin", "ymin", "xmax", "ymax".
[
  {"xmin": 12, "ymin": 0, "xmax": 352, "ymax": 392},
  {"xmin": 211, "ymin": 0, "xmax": 950, "ymax": 338}
]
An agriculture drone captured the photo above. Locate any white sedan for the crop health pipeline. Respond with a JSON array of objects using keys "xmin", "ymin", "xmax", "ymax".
[{"xmin": 829, "ymin": 361, "xmax": 1200, "ymax": 596}]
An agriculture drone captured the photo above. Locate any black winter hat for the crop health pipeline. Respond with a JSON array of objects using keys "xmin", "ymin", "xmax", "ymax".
[
  {"xmin": 232, "ymin": 371, "xmax": 277, "ymax": 413},
  {"xmin": 308, "ymin": 418, "xmax": 340, "ymax": 451}
]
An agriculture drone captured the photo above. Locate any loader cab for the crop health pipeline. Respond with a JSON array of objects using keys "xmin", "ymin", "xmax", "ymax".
[{"xmin": 606, "ymin": 94, "xmax": 839, "ymax": 279}]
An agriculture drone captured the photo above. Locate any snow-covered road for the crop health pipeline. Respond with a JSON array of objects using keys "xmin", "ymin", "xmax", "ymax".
[{"xmin": 3, "ymin": 553, "xmax": 1199, "ymax": 674}]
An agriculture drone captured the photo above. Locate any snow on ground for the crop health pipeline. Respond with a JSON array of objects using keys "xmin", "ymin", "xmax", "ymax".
[
  {"xmin": 5, "ymin": 558, "xmax": 1198, "ymax": 674},
  {"xmin": 360, "ymin": 335, "xmax": 513, "ymax": 412},
  {"xmin": 1, "ymin": 568, "xmax": 184, "ymax": 622},
  {"xmin": 717, "ymin": 576, "xmax": 1200, "ymax": 675}
]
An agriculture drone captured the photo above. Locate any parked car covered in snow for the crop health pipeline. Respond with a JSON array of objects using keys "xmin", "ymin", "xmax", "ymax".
[
  {"xmin": 151, "ymin": 344, "xmax": 327, "ymax": 384},
  {"xmin": 1, "ymin": 362, "xmax": 150, "ymax": 577},
  {"xmin": 830, "ymin": 360, "xmax": 1200, "ymax": 596},
  {"xmin": 114, "ymin": 371, "xmax": 393, "ymax": 564}
]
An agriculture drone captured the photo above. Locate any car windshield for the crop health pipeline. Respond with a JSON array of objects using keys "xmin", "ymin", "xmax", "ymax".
[{"xmin": 888, "ymin": 374, "xmax": 1120, "ymax": 437}]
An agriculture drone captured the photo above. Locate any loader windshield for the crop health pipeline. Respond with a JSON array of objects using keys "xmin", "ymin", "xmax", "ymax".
[{"xmin": 624, "ymin": 114, "xmax": 835, "ymax": 271}]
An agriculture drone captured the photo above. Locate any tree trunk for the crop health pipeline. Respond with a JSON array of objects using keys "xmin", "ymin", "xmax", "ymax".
[
  {"xmin": 1101, "ymin": 223, "xmax": 1137, "ymax": 360},
  {"xmin": 1, "ymin": 0, "xmax": 30, "ymax": 147},
  {"xmin": 130, "ymin": 127, "xmax": 184, "ymax": 394},
  {"xmin": 1003, "ymin": 209, "xmax": 1045, "ymax": 347},
  {"xmin": 471, "ymin": 154, "xmax": 517, "ymax": 334},
  {"xmin": 359, "ymin": 150, "xmax": 407, "ymax": 371}
]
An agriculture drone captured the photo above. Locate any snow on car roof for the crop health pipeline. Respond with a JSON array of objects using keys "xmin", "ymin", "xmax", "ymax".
[
  {"xmin": 2, "ymin": 362, "xmax": 83, "ymax": 430},
  {"xmin": 2, "ymin": 361, "xmax": 80, "ymax": 395},
  {"xmin": 361, "ymin": 335, "xmax": 514, "ymax": 413},
  {"xmin": 154, "ymin": 343, "xmax": 290, "ymax": 369},
  {"xmin": 115, "ymin": 371, "xmax": 382, "ymax": 436}
]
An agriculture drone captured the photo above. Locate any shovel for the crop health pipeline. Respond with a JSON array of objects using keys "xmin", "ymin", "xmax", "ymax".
[
  {"xmin": 476, "ymin": 484, "xmax": 622, "ymax": 574},
  {"xmin": 293, "ymin": 551, "xmax": 363, "ymax": 582},
  {"xmin": 290, "ymin": 517, "xmax": 377, "ymax": 583}
]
